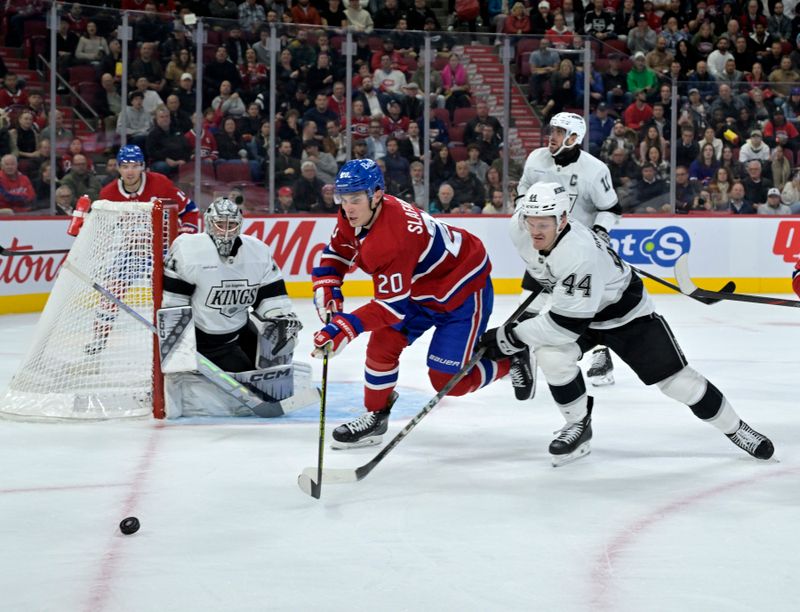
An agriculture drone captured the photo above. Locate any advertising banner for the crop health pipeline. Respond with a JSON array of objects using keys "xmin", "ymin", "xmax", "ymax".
[{"xmin": 1, "ymin": 215, "xmax": 797, "ymax": 314}]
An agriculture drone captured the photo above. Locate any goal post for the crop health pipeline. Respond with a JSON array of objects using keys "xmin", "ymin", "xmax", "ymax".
[{"xmin": 0, "ymin": 200, "xmax": 177, "ymax": 420}]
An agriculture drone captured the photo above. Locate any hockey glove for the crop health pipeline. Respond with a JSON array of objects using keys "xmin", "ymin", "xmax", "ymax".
[
  {"xmin": 312, "ymin": 270, "xmax": 344, "ymax": 322},
  {"xmin": 592, "ymin": 225, "xmax": 611, "ymax": 246},
  {"xmin": 477, "ymin": 323, "xmax": 526, "ymax": 361},
  {"xmin": 312, "ymin": 313, "xmax": 363, "ymax": 359}
]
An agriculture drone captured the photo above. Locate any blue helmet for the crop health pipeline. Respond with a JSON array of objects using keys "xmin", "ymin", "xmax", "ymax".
[
  {"xmin": 334, "ymin": 159, "xmax": 385, "ymax": 203},
  {"xmin": 117, "ymin": 144, "xmax": 145, "ymax": 165}
]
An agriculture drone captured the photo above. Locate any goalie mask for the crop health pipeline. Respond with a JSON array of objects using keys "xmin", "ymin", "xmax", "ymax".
[{"xmin": 205, "ymin": 197, "xmax": 243, "ymax": 257}]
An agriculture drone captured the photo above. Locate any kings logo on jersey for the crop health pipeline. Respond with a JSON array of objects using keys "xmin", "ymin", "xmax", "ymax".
[
  {"xmin": 205, "ymin": 279, "xmax": 259, "ymax": 318},
  {"xmin": 610, "ymin": 226, "xmax": 691, "ymax": 267}
]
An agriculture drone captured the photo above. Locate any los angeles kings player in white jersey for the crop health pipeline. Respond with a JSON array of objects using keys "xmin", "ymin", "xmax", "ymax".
[
  {"xmin": 478, "ymin": 183, "xmax": 774, "ymax": 466},
  {"xmin": 161, "ymin": 197, "xmax": 305, "ymax": 416},
  {"xmin": 517, "ymin": 112, "xmax": 621, "ymax": 387}
]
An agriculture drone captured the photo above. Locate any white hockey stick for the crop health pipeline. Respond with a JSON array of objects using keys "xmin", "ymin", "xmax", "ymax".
[{"xmin": 62, "ymin": 260, "xmax": 315, "ymax": 417}]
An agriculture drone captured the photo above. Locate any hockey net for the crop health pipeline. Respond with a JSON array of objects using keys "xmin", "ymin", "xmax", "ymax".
[{"xmin": 0, "ymin": 200, "xmax": 177, "ymax": 420}]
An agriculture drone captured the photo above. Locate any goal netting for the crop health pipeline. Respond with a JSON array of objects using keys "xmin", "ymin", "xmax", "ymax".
[{"xmin": 0, "ymin": 200, "xmax": 177, "ymax": 420}]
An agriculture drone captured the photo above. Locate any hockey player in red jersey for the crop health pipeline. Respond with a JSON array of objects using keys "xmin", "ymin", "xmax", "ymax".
[
  {"xmin": 99, "ymin": 145, "xmax": 199, "ymax": 233},
  {"xmin": 311, "ymin": 159, "xmax": 535, "ymax": 449},
  {"xmin": 793, "ymin": 260, "xmax": 800, "ymax": 298}
]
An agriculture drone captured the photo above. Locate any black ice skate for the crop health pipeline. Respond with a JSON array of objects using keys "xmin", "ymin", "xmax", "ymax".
[
  {"xmin": 587, "ymin": 346, "xmax": 614, "ymax": 386},
  {"xmin": 726, "ymin": 420, "xmax": 775, "ymax": 460},
  {"xmin": 510, "ymin": 348, "xmax": 536, "ymax": 401},
  {"xmin": 549, "ymin": 397, "xmax": 593, "ymax": 467},
  {"xmin": 331, "ymin": 391, "xmax": 398, "ymax": 450}
]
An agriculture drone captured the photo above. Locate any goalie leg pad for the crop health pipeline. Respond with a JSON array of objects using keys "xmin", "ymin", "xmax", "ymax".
[
  {"xmin": 233, "ymin": 364, "xmax": 295, "ymax": 402},
  {"xmin": 157, "ymin": 306, "xmax": 198, "ymax": 373}
]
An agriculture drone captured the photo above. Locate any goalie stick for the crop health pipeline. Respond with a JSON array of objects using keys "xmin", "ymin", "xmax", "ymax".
[
  {"xmin": 62, "ymin": 260, "xmax": 315, "ymax": 417},
  {"xmin": 674, "ymin": 254, "xmax": 800, "ymax": 309},
  {"xmin": 0, "ymin": 245, "xmax": 71, "ymax": 256},
  {"xmin": 296, "ymin": 291, "xmax": 538, "ymax": 494}
]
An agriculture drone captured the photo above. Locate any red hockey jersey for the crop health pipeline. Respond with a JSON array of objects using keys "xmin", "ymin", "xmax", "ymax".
[
  {"xmin": 314, "ymin": 194, "xmax": 490, "ymax": 331},
  {"xmin": 99, "ymin": 170, "xmax": 199, "ymax": 232}
]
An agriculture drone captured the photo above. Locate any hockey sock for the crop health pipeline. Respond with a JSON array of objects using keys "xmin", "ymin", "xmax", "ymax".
[
  {"xmin": 364, "ymin": 357, "xmax": 400, "ymax": 411},
  {"xmin": 549, "ymin": 372, "xmax": 588, "ymax": 422},
  {"xmin": 428, "ymin": 357, "xmax": 511, "ymax": 397}
]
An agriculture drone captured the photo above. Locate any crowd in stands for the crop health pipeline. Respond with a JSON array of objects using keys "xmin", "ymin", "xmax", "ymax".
[{"xmin": 1, "ymin": 0, "xmax": 799, "ymax": 216}]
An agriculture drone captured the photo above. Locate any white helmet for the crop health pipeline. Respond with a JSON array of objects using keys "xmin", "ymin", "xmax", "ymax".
[
  {"xmin": 518, "ymin": 182, "xmax": 570, "ymax": 223},
  {"xmin": 205, "ymin": 197, "xmax": 243, "ymax": 257},
  {"xmin": 548, "ymin": 112, "xmax": 586, "ymax": 156}
]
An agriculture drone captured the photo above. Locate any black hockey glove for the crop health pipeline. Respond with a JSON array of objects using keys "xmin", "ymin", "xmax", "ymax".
[
  {"xmin": 477, "ymin": 323, "xmax": 526, "ymax": 360},
  {"xmin": 592, "ymin": 225, "xmax": 611, "ymax": 246}
]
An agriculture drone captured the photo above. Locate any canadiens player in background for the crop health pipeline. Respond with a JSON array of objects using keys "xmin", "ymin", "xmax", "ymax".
[
  {"xmin": 99, "ymin": 144, "xmax": 199, "ymax": 233},
  {"xmin": 478, "ymin": 182, "xmax": 774, "ymax": 466},
  {"xmin": 516, "ymin": 112, "xmax": 621, "ymax": 387},
  {"xmin": 310, "ymin": 159, "xmax": 535, "ymax": 449}
]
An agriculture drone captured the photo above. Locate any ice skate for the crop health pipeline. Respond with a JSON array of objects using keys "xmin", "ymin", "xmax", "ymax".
[
  {"xmin": 587, "ymin": 346, "xmax": 614, "ymax": 386},
  {"xmin": 510, "ymin": 348, "xmax": 536, "ymax": 401},
  {"xmin": 549, "ymin": 398, "xmax": 593, "ymax": 467},
  {"xmin": 331, "ymin": 391, "xmax": 398, "ymax": 450},
  {"xmin": 726, "ymin": 420, "xmax": 774, "ymax": 460}
]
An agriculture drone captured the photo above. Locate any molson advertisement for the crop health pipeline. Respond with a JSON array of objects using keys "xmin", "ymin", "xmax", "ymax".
[{"xmin": 1, "ymin": 215, "xmax": 796, "ymax": 314}]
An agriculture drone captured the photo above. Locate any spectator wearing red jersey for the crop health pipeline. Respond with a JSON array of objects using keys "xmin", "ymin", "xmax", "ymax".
[
  {"xmin": 623, "ymin": 90, "xmax": 654, "ymax": 131},
  {"xmin": 291, "ymin": 0, "xmax": 322, "ymax": 26},
  {"xmin": 0, "ymin": 154, "xmax": 35, "ymax": 213},
  {"xmin": 0, "ymin": 74, "xmax": 29, "ymax": 109}
]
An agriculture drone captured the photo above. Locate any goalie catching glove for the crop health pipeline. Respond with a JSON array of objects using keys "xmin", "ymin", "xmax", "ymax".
[
  {"xmin": 312, "ymin": 269, "xmax": 344, "ymax": 323},
  {"xmin": 312, "ymin": 313, "xmax": 363, "ymax": 358},
  {"xmin": 477, "ymin": 323, "xmax": 527, "ymax": 360}
]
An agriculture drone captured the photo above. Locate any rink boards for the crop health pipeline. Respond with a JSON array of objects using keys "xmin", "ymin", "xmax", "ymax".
[{"xmin": 1, "ymin": 214, "xmax": 798, "ymax": 314}]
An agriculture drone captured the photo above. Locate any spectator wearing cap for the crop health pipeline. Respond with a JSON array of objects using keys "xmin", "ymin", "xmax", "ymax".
[
  {"xmin": 301, "ymin": 139, "xmax": 337, "ymax": 184},
  {"xmin": 743, "ymin": 159, "xmax": 773, "ymax": 206},
  {"xmin": 528, "ymin": 39, "xmax": 561, "ymax": 106},
  {"xmin": 583, "ymin": 0, "xmax": 617, "ymax": 41},
  {"xmin": 763, "ymin": 109, "xmax": 799, "ymax": 154},
  {"xmin": 627, "ymin": 13, "xmax": 657, "ymax": 57},
  {"xmin": 276, "ymin": 186, "xmax": 298, "ymax": 214},
  {"xmin": 759, "ymin": 186, "xmax": 792, "ymax": 214},
  {"xmin": 627, "ymin": 52, "xmax": 658, "ymax": 98},
  {"xmin": 172, "ymin": 73, "xmax": 197, "ymax": 115},
  {"xmin": 530, "ymin": 0, "xmax": 554, "ymax": 36},
  {"xmin": 117, "ymin": 91, "xmax": 152, "ymax": 148},
  {"xmin": 739, "ymin": 129, "xmax": 772, "ymax": 165},
  {"xmin": 381, "ymin": 99, "xmax": 411, "ymax": 139},
  {"xmin": 602, "ymin": 54, "xmax": 631, "ymax": 112},
  {"xmin": 401, "ymin": 83, "xmax": 424, "ymax": 121}
]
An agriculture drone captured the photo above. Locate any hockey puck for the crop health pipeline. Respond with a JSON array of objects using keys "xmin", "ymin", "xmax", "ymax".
[{"xmin": 119, "ymin": 516, "xmax": 140, "ymax": 535}]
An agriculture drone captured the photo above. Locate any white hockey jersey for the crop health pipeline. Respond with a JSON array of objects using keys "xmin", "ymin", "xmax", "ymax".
[
  {"xmin": 162, "ymin": 233, "xmax": 290, "ymax": 337},
  {"xmin": 509, "ymin": 214, "xmax": 654, "ymax": 348},
  {"xmin": 517, "ymin": 148, "xmax": 619, "ymax": 231}
]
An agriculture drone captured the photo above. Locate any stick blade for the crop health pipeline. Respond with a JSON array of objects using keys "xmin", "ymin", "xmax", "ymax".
[
  {"xmin": 301, "ymin": 466, "xmax": 359, "ymax": 485},
  {"xmin": 673, "ymin": 254, "xmax": 699, "ymax": 295},
  {"xmin": 297, "ymin": 472, "xmax": 322, "ymax": 498}
]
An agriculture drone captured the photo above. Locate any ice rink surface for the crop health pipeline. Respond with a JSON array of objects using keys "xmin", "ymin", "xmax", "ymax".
[{"xmin": 0, "ymin": 294, "xmax": 798, "ymax": 612}]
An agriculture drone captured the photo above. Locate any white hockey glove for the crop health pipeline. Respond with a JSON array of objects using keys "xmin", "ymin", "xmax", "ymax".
[
  {"xmin": 592, "ymin": 225, "xmax": 611, "ymax": 246},
  {"xmin": 477, "ymin": 323, "xmax": 526, "ymax": 361}
]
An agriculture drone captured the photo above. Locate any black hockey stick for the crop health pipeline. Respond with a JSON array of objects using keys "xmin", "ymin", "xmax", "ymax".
[
  {"xmin": 297, "ymin": 315, "xmax": 331, "ymax": 499},
  {"xmin": 0, "ymin": 245, "xmax": 70, "ymax": 256},
  {"xmin": 61, "ymin": 260, "xmax": 310, "ymax": 416},
  {"xmin": 297, "ymin": 291, "xmax": 538, "ymax": 491},
  {"xmin": 674, "ymin": 254, "xmax": 800, "ymax": 309},
  {"xmin": 632, "ymin": 264, "xmax": 736, "ymax": 305}
]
